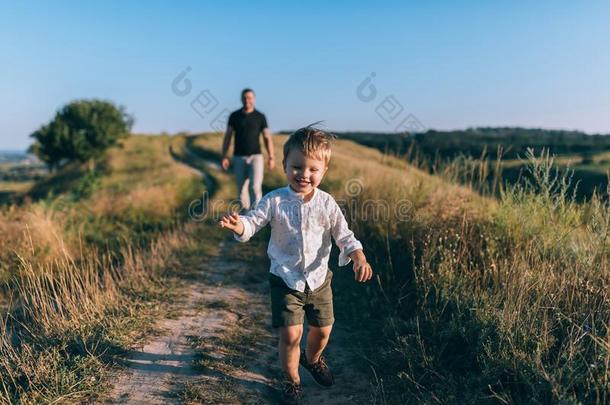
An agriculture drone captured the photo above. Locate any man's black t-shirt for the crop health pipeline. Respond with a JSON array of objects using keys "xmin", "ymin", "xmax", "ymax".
[{"xmin": 228, "ymin": 108, "xmax": 268, "ymax": 156}]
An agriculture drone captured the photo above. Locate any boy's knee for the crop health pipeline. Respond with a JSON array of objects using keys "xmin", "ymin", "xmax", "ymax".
[
  {"xmin": 280, "ymin": 325, "xmax": 303, "ymax": 346},
  {"xmin": 310, "ymin": 325, "xmax": 332, "ymax": 340}
]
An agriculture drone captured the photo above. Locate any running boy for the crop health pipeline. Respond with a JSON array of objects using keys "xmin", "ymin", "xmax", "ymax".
[{"xmin": 218, "ymin": 125, "xmax": 373, "ymax": 404}]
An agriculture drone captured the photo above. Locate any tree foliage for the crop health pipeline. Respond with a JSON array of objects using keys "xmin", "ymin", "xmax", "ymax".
[{"xmin": 29, "ymin": 99, "xmax": 134, "ymax": 171}]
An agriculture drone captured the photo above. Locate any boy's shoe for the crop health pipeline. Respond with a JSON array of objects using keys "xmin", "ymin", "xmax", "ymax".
[
  {"xmin": 280, "ymin": 380, "xmax": 304, "ymax": 405},
  {"xmin": 300, "ymin": 351, "xmax": 335, "ymax": 387}
]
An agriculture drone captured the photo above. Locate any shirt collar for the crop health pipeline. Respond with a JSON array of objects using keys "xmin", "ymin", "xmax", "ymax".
[{"xmin": 285, "ymin": 184, "xmax": 317, "ymax": 203}]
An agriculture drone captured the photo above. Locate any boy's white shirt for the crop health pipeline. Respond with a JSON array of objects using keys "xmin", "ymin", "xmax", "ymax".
[{"xmin": 234, "ymin": 184, "xmax": 363, "ymax": 292}]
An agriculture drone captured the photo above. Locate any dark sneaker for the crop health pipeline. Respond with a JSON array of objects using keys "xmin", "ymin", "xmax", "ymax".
[
  {"xmin": 280, "ymin": 380, "xmax": 304, "ymax": 405},
  {"xmin": 300, "ymin": 351, "xmax": 335, "ymax": 387}
]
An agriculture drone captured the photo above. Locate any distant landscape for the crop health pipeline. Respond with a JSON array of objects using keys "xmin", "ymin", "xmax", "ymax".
[
  {"xmin": 330, "ymin": 127, "xmax": 610, "ymax": 201},
  {"xmin": 6, "ymin": 126, "xmax": 610, "ymax": 203},
  {"xmin": 0, "ymin": 150, "xmax": 46, "ymax": 204},
  {"xmin": 331, "ymin": 127, "xmax": 610, "ymax": 159}
]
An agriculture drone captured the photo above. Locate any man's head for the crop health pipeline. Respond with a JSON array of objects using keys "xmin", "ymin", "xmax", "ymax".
[
  {"xmin": 282, "ymin": 125, "xmax": 336, "ymax": 194},
  {"xmin": 241, "ymin": 88, "xmax": 255, "ymax": 111}
]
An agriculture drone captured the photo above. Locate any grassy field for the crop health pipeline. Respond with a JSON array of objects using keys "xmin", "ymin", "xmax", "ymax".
[
  {"xmin": 0, "ymin": 181, "xmax": 33, "ymax": 205},
  {"xmin": 499, "ymin": 152, "xmax": 610, "ymax": 203},
  {"xmin": 411, "ymin": 148, "xmax": 610, "ymax": 203},
  {"xmin": 1, "ymin": 132, "xmax": 608, "ymax": 403},
  {"xmin": 0, "ymin": 135, "xmax": 207, "ymax": 403}
]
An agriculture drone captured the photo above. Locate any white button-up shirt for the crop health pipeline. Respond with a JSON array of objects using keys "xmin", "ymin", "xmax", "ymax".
[{"xmin": 234, "ymin": 185, "xmax": 363, "ymax": 292}]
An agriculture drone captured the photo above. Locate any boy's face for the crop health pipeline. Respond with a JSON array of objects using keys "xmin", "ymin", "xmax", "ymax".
[{"xmin": 283, "ymin": 148, "xmax": 328, "ymax": 196}]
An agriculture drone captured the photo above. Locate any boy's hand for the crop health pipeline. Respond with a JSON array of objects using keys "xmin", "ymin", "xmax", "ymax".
[
  {"xmin": 218, "ymin": 211, "xmax": 244, "ymax": 236},
  {"xmin": 349, "ymin": 249, "xmax": 373, "ymax": 282}
]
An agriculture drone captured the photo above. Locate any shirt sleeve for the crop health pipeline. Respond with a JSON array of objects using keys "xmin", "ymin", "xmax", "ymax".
[
  {"xmin": 330, "ymin": 198, "xmax": 363, "ymax": 266},
  {"xmin": 261, "ymin": 113, "xmax": 268, "ymax": 130},
  {"xmin": 233, "ymin": 194, "xmax": 273, "ymax": 242}
]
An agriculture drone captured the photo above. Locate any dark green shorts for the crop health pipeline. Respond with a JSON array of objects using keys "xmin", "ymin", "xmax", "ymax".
[{"xmin": 269, "ymin": 270, "xmax": 335, "ymax": 328}]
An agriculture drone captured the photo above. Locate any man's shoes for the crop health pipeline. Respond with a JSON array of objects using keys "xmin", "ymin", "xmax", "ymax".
[
  {"xmin": 280, "ymin": 380, "xmax": 304, "ymax": 405},
  {"xmin": 300, "ymin": 351, "xmax": 335, "ymax": 387}
]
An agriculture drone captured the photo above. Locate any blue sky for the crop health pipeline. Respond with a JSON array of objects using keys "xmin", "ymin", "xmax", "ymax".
[{"xmin": 1, "ymin": 0, "xmax": 609, "ymax": 150}]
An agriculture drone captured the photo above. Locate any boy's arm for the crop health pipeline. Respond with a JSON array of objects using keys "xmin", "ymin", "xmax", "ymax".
[
  {"xmin": 233, "ymin": 195, "xmax": 273, "ymax": 243},
  {"xmin": 348, "ymin": 247, "xmax": 372, "ymax": 282},
  {"xmin": 348, "ymin": 248, "xmax": 367, "ymax": 263},
  {"xmin": 330, "ymin": 199, "xmax": 364, "ymax": 266},
  {"xmin": 219, "ymin": 212, "xmax": 245, "ymax": 235}
]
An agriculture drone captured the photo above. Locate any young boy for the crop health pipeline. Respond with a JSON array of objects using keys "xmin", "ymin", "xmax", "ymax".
[{"xmin": 218, "ymin": 125, "xmax": 373, "ymax": 404}]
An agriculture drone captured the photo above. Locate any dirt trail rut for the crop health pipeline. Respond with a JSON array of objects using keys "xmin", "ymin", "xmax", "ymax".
[{"xmin": 105, "ymin": 238, "xmax": 276, "ymax": 404}]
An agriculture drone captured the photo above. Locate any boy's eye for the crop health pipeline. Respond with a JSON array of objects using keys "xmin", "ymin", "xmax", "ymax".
[{"xmin": 311, "ymin": 168, "xmax": 319, "ymax": 172}]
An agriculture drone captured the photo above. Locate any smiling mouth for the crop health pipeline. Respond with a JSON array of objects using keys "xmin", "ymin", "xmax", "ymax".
[{"xmin": 296, "ymin": 179, "xmax": 310, "ymax": 186}]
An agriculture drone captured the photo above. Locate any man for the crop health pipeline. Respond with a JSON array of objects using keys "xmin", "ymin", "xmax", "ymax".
[{"xmin": 221, "ymin": 88, "xmax": 275, "ymax": 211}]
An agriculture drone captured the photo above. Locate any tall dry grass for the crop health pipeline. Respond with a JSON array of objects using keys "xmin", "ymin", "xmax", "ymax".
[
  {"xmin": 337, "ymin": 145, "xmax": 609, "ymax": 403},
  {"xmin": 0, "ymin": 134, "xmax": 206, "ymax": 403}
]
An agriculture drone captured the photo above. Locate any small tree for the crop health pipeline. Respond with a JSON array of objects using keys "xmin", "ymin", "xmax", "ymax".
[{"xmin": 30, "ymin": 99, "xmax": 134, "ymax": 171}]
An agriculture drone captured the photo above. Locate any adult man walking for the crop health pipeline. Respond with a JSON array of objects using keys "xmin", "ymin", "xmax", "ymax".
[{"xmin": 221, "ymin": 88, "xmax": 275, "ymax": 211}]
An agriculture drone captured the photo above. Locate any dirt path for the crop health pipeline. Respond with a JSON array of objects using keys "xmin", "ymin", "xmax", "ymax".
[
  {"xmin": 105, "ymin": 237, "xmax": 275, "ymax": 404},
  {"xmin": 104, "ymin": 149, "xmax": 374, "ymax": 404}
]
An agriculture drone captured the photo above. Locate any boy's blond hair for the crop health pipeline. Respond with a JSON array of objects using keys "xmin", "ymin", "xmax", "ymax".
[{"xmin": 283, "ymin": 124, "xmax": 337, "ymax": 167}]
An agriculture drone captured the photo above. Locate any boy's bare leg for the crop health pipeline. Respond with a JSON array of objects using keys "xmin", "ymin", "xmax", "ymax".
[
  {"xmin": 279, "ymin": 324, "xmax": 303, "ymax": 383},
  {"xmin": 305, "ymin": 325, "xmax": 333, "ymax": 363}
]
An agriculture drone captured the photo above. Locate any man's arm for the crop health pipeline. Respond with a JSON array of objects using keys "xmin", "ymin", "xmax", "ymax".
[
  {"xmin": 262, "ymin": 128, "xmax": 275, "ymax": 170},
  {"xmin": 221, "ymin": 125, "xmax": 233, "ymax": 170}
]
